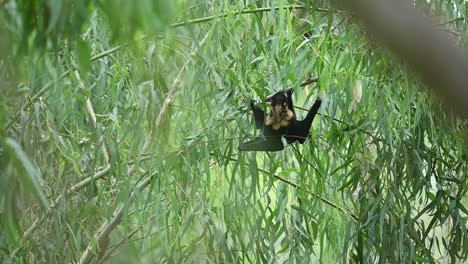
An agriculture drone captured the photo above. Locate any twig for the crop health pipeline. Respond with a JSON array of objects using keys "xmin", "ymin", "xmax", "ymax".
[
  {"xmin": 171, "ymin": 5, "xmax": 332, "ymax": 28},
  {"xmin": 218, "ymin": 153, "xmax": 358, "ymax": 222},
  {"xmin": 437, "ymin": 17, "xmax": 464, "ymax": 26},
  {"xmin": 299, "ymin": 76, "xmax": 319, "ymax": 87},
  {"xmin": 76, "ymin": 65, "xmax": 186, "ymax": 262},
  {"xmin": 77, "ymin": 34, "xmax": 209, "ymax": 264},
  {"xmin": 77, "ymin": 172, "xmax": 155, "ymax": 264},
  {"xmin": 9, "ymin": 164, "xmax": 111, "ymax": 259},
  {"xmin": 5, "ymin": 45, "xmax": 124, "ymax": 130},
  {"xmin": 98, "ymin": 214, "xmax": 157, "ymax": 263}
]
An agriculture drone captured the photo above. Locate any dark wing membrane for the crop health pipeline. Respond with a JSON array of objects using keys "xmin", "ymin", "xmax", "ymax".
[
  {"xmin": 286, "ymin": 89, "xmax": 296, "ymax": 115},
  {"xmin": 238, "ymin": 136, "xmax": 284, "ymax": 151},
  {"xmin": 250, "ymin": 100, "xmax": 265, "ymax": 130},
  {"xmin": 285, "ymin": 98, "xmax": 322, "ymax": 144}
]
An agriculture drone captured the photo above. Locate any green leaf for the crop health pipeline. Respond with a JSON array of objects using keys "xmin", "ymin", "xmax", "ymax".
[
  {"xmin": 77, "ymin": 40, "xmax": 92, "ymax": 72},
  {"xmin": 4, "ymin": 138, "xmax": 49, "ymax": 209}
]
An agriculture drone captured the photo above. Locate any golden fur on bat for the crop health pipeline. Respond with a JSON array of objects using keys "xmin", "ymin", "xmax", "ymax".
[{"xmin": 265, "ymin": 102, "xmax": 296, "ymax": 130}]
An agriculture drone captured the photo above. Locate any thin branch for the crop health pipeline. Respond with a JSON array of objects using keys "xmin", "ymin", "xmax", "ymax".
[
  {"xmin": 261, "ymin": 166, "xmax": 357, "ymax": 222},
  {"xmin": 6, "ymin": 68, "xmax": 73, "ymax": 129},
  {"xmin": 284, "ymin": 76, "xmax": 319, "ymax": 93},
  {"xmin": 77, "ymin": 34, "xmax": 209, "ymax": 264},
  {"xmin": 9, "ymin": 164, "xmax": 112, "ymax": 259},
  {"xmin": 6, "ymin": 45, "xmax": 124, "ymax": 130},
  {"xmin": 77, "ymin": 83, "xmax": 181, "ymax": 263},
  {"xmin": 437, "ymin": 17, "xmax": 464, "ymax": 26},
  {"xmin": 217, "ymin": 153, "xmax": 358, "ymax": 222},
  {"xmin": 292, "ymin": 104, "xmax": 384, "ymax": 144},
  {"xmin": 74, "ymin": 69, "xmax": 110, "ymax": 165},
  {"xmin": 78, "ymin": 172, "xmax": 156, "ymax": 264},
  {"xmin": 171, "ymin": 5, "xmax": 333, "ymax": 28},
  {"xmin": 155, "ymin": 66, "xmax": 186, "ymax": 128},
  {"xmin": 98, "ymin": 215, "xmax": 157, "ymax": 264}
]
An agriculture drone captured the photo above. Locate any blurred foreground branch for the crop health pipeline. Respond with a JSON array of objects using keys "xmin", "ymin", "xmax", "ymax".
[{"xmin": 339, "ymin": 0, "xmax": 468, "ymax": 118}]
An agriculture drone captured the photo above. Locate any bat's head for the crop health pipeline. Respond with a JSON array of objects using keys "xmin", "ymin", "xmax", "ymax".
[
  {"xmin": 265, "ymin": 91, "xmax": 295, "ymax": 130},
  {"xmin": 266, "ymin": 91, "xmax": 288, "ymax": 116}
]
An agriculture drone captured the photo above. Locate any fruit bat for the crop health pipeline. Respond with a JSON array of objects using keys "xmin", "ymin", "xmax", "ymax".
[{"xmin": 238, "ymin": 90, "xmax": 321, "ymax": 151}]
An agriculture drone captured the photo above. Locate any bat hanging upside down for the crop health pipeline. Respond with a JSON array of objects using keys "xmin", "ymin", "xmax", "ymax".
[{"xmin": 238, "ymin": 89, "xmax": 322, "ymax": 151}]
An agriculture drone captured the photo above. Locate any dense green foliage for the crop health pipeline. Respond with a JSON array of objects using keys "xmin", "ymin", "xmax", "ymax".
[{"xmin": 1, "ymin": 0, "xmax": 467, "ymax": 263}]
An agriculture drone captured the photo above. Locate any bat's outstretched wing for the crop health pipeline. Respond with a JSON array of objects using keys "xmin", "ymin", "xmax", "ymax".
[
  {"xmin": 238, "ymin": 136, "xmax": 284, "ymax": 151},
  {"xmin": 250, "ymin": 100, "xmax": 265, "ymax": 130},
  {"xmin": 285, "ymin": 98, "xmax": 322, "ymax": 144}
]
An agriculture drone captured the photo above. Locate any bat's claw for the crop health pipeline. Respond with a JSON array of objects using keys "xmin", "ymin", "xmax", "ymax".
[{"xmin": 250, "ymin": 99, "xmax": 257, "ymax": 108}]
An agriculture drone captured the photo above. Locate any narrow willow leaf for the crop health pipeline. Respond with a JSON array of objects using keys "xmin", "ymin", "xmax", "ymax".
[{"xmin": 4, "ymin": 138, "xmax": 49, "ymax": 209}]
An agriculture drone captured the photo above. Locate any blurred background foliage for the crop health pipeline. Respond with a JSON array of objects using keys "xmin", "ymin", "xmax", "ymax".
[{"xmin": 0, "ymin": 0, "xmax": 467, "ymax": 263}]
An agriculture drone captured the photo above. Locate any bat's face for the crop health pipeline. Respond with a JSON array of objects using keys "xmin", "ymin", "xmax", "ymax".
[
  {"xmin": 269, "ymin": 92, "xmax": 288, "ymax": 119},
  {"xmin": 265, "ymin": 91, "xmax": 295, "ymax": 130}
]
